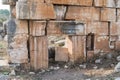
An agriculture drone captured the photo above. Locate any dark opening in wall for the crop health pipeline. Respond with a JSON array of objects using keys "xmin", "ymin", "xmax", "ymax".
[{"xmin": 86, "ymin": 33, "xmax": 94, "ymax": 51}]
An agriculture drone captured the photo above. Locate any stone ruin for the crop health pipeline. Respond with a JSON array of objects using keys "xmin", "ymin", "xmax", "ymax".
[{"xmin": 2, "ymin": 0, "xmax": 120, "ymax": 70}]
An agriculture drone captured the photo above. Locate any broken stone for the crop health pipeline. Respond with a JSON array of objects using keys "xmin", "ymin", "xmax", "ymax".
[
  {"xmin": 95, "ymin": 59, "xmax": 101, "ymax": 64},
  {"xmin": 41, "ymin": 69, "xmax": 45, "ymax": 73},
  {"xmin": 8, "ymin": 34, "xmax": 28, "ymax": 63},
  {"xmin": 115, "ymin": 62, "xmax": 120, "ymax": 72},
  {"xmin": 29, "ymin": 72, "xmax": 35, "ymax": 75},
  {"xmin": 93, "ymin": 66, "xmax": 98, "ymax": 69},
  {"xmin": 115, "ymin": 77, "xmax": 120, "ymax": 80},
  {"xmin": 54, "ymin": 66, "xmax": 60, "ymax": 70},
  {"xmin": 117, "ymin": 56, "xmax": 120, "ymax": 62},
  {"xmin": 106, "ymin": 53, "xmax": 113, "ymax": 59},
  {"xmin": 9, "ymin": 70, "xmax": 16, "ymax": 76},
  {"xmin": 79, "ymin": 64, "xmax": 86, "ymax": 69},
  {"xmin": 64, "ymin": 65, "xmax": 68, "ymax": 69}
]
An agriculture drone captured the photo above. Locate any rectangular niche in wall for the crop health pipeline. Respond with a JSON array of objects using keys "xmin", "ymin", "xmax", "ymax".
[{"xmin": 47, "ymin": 21, "xmax": 85, "ymax": 35}]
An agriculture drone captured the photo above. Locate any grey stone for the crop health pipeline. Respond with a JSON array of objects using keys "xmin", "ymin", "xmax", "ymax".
[
  {"xmin": 9, "ymin": 70, "xmax": 16, "ymax": 76},
  {"xmin": 115, "ymin": 77, "xmax": 120, "ymax": 80},
  {"xmin": 115, "ymin": 62, "xmax": 120, "ymax": 72},
  {"xmin": 117, "ymin": 56, "xmax": 120, "ymax": 62},
  {"xmin": 95, "ymin": 59, "xmax": 101, "ymax": 64},
  {"xmin": 29, "ymin": 72, "xmax": 35, "ymax": 75}
]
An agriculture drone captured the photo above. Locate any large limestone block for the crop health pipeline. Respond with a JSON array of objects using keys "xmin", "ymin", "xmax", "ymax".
[
  {"xmin": 101, "ymin": 8, "xmax": 116, "ymax": 21},
  {"xmin": 66, "ymin": 36, "xmax": 86, "ymax": 63},
  {"xmin": 47, "ymin": 21, "xmax": 85, "ymax": 35},
  {"xmin": 29, "ymin": 21, "xmax": 46, "ymax": 36},
  {"xmin": 110, "ymin": 22, "xmax": 120, "ymax": 35},
  {"xmin": 66, "ymin": 7, "xmax": 100, "ymax": 21},
  {"xmin": 8, "ymin": 34, "xmax": 28, "ymax": 63},
  {"xmin": 94, "ymin": 0, "xmax": 120, "ymax": 8},
  {"xmin": 16, "ymin": 2, "xmax": 56, "ymax": 20},
  {"xmin": 15, "ymin": 20, "xmax": 28, "ymax": 34},
  {"xmin": 86, "ymin": 22, "xmax": 108, "ymax": 35},
  {"xmin": 94, "ymin": 36, "xmax": 111, "ymax": 54}
]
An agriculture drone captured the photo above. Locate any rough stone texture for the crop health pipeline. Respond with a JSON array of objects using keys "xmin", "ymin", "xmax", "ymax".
[
  {"xmin": 15, "ymin": 20, "xmax": 28, "ymax": 34},
  {"xmin": 8, "ymin": 34, "xmax": 28, "ymax": 63},
  {"xmin": 4, "ymin": 0, "xmax": 120, "ymax": 69},
  {"xmin": 66, "ymin": 7, "xmax": 100, "ymax": 21},
  {"xmin": 29, "ymin": 21, "xmax": 46, "ymax": 36},
  {"xmin": 54, "ymin": 5, "xmax": 67, "ymax": 20},
  {"xmin": 110, "ymin": 22, "xmax": 120, "ymax": 35},
  {"xmin": 66, "ymin": 36, "xmax": 86, "ymax": 62},
  {"xmin": 16, "ymin": 1, "xmax": 56, "ymax": 20},
  {"xmin": 45, "ymin": 0, "xmax": 93, "ymax": 6},
  {"xmin": 2, "ymin": 0, "xmax": 17, "ymax": 5},
  {"xmin": 94, "ymin": 36, "xmax": 111, "ymax": 54},
  {"xmin": 47, "ymin": 21, "xmax": 85, "ymax": 35},
  {"xmin": 117, "ymin": 9, "xmax": 120, "ymax": 22},
  {"xmin": 16, "ymin": 2, "xmax": 30, "ymax": 19},
  {"xmin": 30, "ymin": 36, "xmax": 48, "ymax": 70},
  {"xmin": 94, "ymin": 0, "xmax": 120, "ymax": 8},
  {"xmin": 55, "ymin": 47, "xmax": 69, "ymax": 62},
  {"xmin": 86, "ymin": 22, "xmax": 108, "ymax": 35},
  {"xmin": 101, "ymin": 8, "xmax": 116, "ymax": 21}
]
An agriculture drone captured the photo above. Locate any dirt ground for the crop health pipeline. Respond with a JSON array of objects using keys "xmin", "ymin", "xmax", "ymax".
[{"xmin": 0, "ymin": 66, "xmax": 118, "ymax": 80}]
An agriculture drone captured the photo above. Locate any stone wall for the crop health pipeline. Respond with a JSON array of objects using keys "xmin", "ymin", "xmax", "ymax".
[{"xmin": 3, "ymin": 0, "xmax": 120, "ymax": 70}]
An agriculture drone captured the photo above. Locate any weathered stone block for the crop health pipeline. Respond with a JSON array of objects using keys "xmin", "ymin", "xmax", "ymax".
[
  {"xmin": 117, "ymin": 9, "xmax": 120, "ymax": 22},
  {"xmin": 16, "ymin": 2, "xmax": 56, "ymax": 19},
  {"xmin": 45, "ymin": 0, "xmax": 93, "ymax": 6},
  {"xmin": 30, "ymin": 36, "xmax": 48, "ymax": 70},
  {"xmin": 86, "ymin": 22, "xmax": 108, "ymax": 35},
  {"xmin": 110, "ymin": 22, "xmax": 120, "ymax": 35},
  {"xmin": 101, "ymin": 8, "xmax": 116, "ymax": 21},
  {"xmin": 8, "ymin": 34, "xmax": 28, "ymax": 63},
  {"xmin": 94, "ymin": 36, "xmax": 111, "ymax": 54},
  {"xmin": 16, "ymin": 2, "xmax": 30, "ymax": 19},
  {"xmin": 54, "ymin": 5, "xmax": 67, "ymax": 20},
  {"xmin": 94, "ymin": 0, "xmax": 120, "ymax": 8},
  {"xmin": 47, "ymin": 21, "xmax": 85, "ymax": 35},
  {"xmin": 29, "ymin": 21, "xmax": 46, "ymax": 36},
  {"xmin": 30, "ymin": 3, "xmax": 56, "ymax": 20},
  {"xmin": 55, "ymin": 47, "xmax": 69, "ymax": 62},
  {"xmin": 66, "ymin": 36, "xmax": 86, "ymax": 63},
  {"xmin": 66, "ymin": 7, "xmax": 100, "ymax": 21},
  {"xmin": 15, "ymin": 20, "xmax": 28, "ymax": 34}
]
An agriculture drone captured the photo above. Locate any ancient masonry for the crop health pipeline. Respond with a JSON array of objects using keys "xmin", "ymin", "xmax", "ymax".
[{"xmin": 2, "ymin": 0, "xmax": 120, "ymax": 70}]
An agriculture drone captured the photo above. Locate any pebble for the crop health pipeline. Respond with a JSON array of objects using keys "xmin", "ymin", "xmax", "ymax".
[
  {"xmin": 9, "ymin": 70, "xmax": 16, "ymax": 76},
  {"xmin": 29, "ymin": 72, "xmax": 35, "ymax": 75},
  {"xmin": 114, "ymin": 62, "xmax": 120, "ymax": 72},
  {"xmin": 54, "ymin": 67, "xmax": 60, "ymax": 70},
  {"xmin": 93, "ymin": 66, "xmax": 98, "ymax": 69},
  {"xmin": 117, "ymin": 56, "xmax": 120, "ymax": 62},
  {"xmin": 79, "ymin": 64, "xmax": 86, "ymax": 69},
  {"xmin": 95, "ymin": 59, "xmax": 101, "ymax": 64},
  {"xmin": 64, "ymin": 65, "xmax": 68, "ymax": 69}
]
